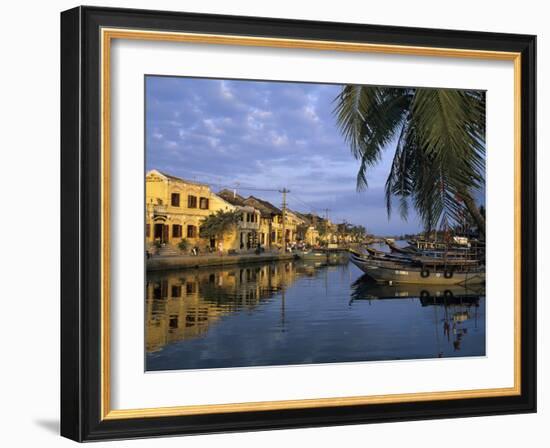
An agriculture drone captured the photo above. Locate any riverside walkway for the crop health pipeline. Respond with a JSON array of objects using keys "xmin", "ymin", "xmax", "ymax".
[{"xmin": 146, "ymin": 251, "xmax": 297, "ymax": 271}]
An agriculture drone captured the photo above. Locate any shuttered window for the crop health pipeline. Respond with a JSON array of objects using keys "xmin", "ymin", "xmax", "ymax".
[
  {"xmin": 171, "ymin": 193, "xmax": 180, "ymax": 207},
  {"xmin": 199, "ymin": 197, "xmax": 209, "ymax": 209},
  {"xmin": 187, "ymin": 195, "xmax": 197, "ymax": 208},
  {"xmin": 187, "ymin": 225, "xmax": 197, "ymax": 238},
  {"xmin": 172, "ymin": 224, "xmax": 182, "ymax": 238}
]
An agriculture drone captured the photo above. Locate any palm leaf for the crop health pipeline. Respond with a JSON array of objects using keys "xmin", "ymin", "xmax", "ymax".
[{"xmin": 334, "ymin": 86, "xmax": 411, "ymax": 189}]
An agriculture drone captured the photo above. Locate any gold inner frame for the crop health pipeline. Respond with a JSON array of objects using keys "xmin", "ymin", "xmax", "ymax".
[{"xmin": 100, "ymin": 28, "xmax": 522, "ymax": 420}]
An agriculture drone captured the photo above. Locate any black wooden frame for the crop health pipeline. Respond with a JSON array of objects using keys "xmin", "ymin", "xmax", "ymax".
[{"xmin": 61, "ymin": 5, "xmax": 537, "ymax": 442}]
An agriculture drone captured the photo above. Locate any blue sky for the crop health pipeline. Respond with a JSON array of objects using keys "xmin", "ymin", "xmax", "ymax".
[{"xmin": 145, "ymin": 76, "xmax": 423, "ymax": 235}]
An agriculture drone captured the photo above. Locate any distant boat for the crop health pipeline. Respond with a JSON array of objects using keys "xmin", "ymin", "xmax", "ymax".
[
  {"xmin": 297, "ymin": 249, "xmax": 349, "ymax": 262},
  {"xmin": 349, "ymin": 251, "xmax": 485, "ymax": 286}
]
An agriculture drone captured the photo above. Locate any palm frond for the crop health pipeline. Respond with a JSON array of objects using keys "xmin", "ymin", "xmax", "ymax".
[
  {"xmin": 334, "ymin": 85, "xmax": 486, "ymax": 233},
  {"xmin": 334, "ymin": 86, "xmax": 411, "ymax": 189}
]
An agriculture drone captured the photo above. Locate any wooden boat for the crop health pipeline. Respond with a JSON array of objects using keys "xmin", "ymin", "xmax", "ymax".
[
  {"xmin": 410, "ymin": 255, "xmax": 479, "ymax": 266},
  {"xmin": 408, "ymin": 239, "xmax": 449, "ymax": 251},
  {"xmin": 297, "ymin": 250, "xmax": 328, "ymax": 260},
  {"xmin": 365, "ymin": 246, "xmax": 385, "ymax": 257},
  {"xmin": 385, "ymin": 239, "xmax": 418, "ymax": 255},
  {"xmin": 349, "ymin": 251, "xmax": 485, "ymax": 285},
  {"xmin": 364, "ymin": 246, "xmax": 412, "ymax": 260},
  {"xmin": 391, "ymin": 239, "xmax": 484, "ymax": 262},
  {"xmin": 297, "ymin": 249, "xmax": 349, "ymax": 262}
]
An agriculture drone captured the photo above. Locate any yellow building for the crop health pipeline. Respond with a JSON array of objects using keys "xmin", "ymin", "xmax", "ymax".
[
  {"xmin": 216, "ymin": 189, "xmax": 266, "ymax": 250},
  {"xmin": 217, "ymin": 195, "xmax": 309, "ymax": 249},
  {"xmin": 146, "ymin": 170, "xmax": 260, "ymax": 254},
  {"xmin": 242, "ymin": 196, "xmax": 283, "ymax": 249},
  {"xmin": 299, "ymin": 224, "xmax": 320, "ymax": 246},
  {"xmin": 284, "ymin": 210, "xmax": 305, "ymax": 247},
  {"xmin": 293, "ymin": 212, "xmax": 320, "ymax": 247}
]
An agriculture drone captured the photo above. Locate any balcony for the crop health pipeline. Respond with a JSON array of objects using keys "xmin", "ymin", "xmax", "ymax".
[
  {"xmin": 152, "ymin": 204, "xmax": 167, "ymax": 217},
  {"xmin": 238, "ymin": 221, "xmax": 260, "ymax": 231}
]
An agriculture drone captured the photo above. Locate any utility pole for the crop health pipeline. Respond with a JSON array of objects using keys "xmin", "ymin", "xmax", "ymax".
[
  {"xmin": 279, "ymin": 188, "xmax": 290, "ymax": 252},
  {"xmin": 323, "ymin": 208, "xmax": 330, "ymax": 245}
]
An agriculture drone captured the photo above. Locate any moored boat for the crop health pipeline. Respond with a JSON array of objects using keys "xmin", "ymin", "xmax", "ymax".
[
  {"xmin": 297, "ymin": 249, "xmax": 349, "ymax": 262},
  {"xmin": 385, "ymin": 239, "xmax": 418, "ymax": 255},
  {"xmin": 349, "ymin": 250, "xmax": 485, "ymax": 285}
]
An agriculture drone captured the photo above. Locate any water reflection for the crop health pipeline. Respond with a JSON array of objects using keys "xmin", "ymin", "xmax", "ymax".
[
  {"xmin": 146, "ymin": 259, "xmax": 485, "ymax": 371},
  {"xmin": 146, "ymin": 262, "xmax": 290, "ymax": 352},
  {"xmin": 349, "ymin": 276, "xmax": 484, "ymax": 357}
]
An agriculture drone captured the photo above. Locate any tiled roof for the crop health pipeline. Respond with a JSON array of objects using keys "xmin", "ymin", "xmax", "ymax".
[
  {"xmin": 217, "ymin": 189, "xmax": 246, "ymax": 206},
  {"xmin": 154, "ymin": 170, "xmax": 209, "ymax": 187},
  {"xmin": 244, "ymin": 196, "xmax": 282, "ymax": 216}
]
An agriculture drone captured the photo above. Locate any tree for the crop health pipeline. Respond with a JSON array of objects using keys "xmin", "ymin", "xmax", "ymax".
[
  {"xmin": 315, "ymin": 219, "xmax": 331, "ymax": 243},
  {"xmin": 457, "ymin": 203, "xmax": 486, "ymax": 237},
  {"xmin": 334, "ymin": 86, "xmax": 486, "ymax": 237},
  {"xmin": 199, "ymin": 210, "xmax": 241, "ymax": 240},
  {"xmin": 350, "ymin": 225, "xmax": 366, "ymax": 241}
]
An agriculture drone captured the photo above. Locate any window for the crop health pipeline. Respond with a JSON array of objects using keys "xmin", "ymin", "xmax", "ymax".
[
  {"xmin": 172, "ymin": 224, "xmax": 182, "ymax": 238},
  {"xmin": 171, "ymin": 285, "xmax": 181, "ymax": 298},
  {"xmin": 169, "ymin": 316, "xmax": 178, "ymax": 329},
  {"xmin": 171, "ymin": 192, "xmax": 180, "ymax": 207},
  {"xmin": 186, "ymin": 282, "xmax": 197, "ymax": 294},
  {"xmin": 153, "ymin": 283, "xmax": 162, "ymax": 300},
  {"xmin": 187, "ymin": 225, "xmax": 197, "ymax": 238},
  {"xmin": 145, "ymin": 223, "xmax": 150, "ymax": 238},
  {"xmin": 199, "ymin": 197, "xmax": 209, "ymax": 209},
  {"xmin": 188, "ymin": 195, "xmax": 197, "ymax": 208}
]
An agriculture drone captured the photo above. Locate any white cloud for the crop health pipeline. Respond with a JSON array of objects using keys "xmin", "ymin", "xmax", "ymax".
[
  {"xmin": 303, "ymin": 104, "xmax": 320, "ymax": 123},
  {"xmin": 203, "ymin": 118, "xmax": 223, "ymax": 135},
  {"xmin": 269, "ymin": 131, "xmax": 288, "ymax": 147},
  {"xmin": 219, "ymin": 80, "xmax": 234, "ymax": 100}
]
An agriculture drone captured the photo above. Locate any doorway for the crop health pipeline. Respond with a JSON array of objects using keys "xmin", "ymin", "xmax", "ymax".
[{"xmin": 154, "ymin": 223, "xmax": 168, "ymax": 243}]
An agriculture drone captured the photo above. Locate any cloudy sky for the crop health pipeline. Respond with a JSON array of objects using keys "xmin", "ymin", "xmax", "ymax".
[{"xmin": 145, "ymin": 76, "xmax": 423, "ymax": 235}]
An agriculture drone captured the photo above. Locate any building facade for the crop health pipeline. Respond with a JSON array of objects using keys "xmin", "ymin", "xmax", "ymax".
[
  {"xmin": 146, "ymin": 169, "xmax": 364, "ymax": 255},
  {"xmin": 217, "ymin": 189, "xmax": 262, "ymax": 250},
  {"xmin": 242, "ymin": 196, "xmax": 283, "ymax": 249},
  {"xmin": 145, "ymin": 170, "xmax": 260, "ymax": 254}
]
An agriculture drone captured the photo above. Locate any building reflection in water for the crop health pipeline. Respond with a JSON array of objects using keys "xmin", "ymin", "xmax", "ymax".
[{"xmin": 146, "ymin": 260, "xmax": 317, "ymax": 353}]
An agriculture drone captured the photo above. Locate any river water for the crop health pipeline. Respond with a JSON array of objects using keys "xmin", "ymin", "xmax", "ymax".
[{"xmin": 146, "ymin": 253, "xmax": 486, "ymax": 371}]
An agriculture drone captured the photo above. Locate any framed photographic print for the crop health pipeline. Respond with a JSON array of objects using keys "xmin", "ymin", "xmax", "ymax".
[{"xmin": 60, "ymin": 6, "xmax": 536, "ymax": 441}]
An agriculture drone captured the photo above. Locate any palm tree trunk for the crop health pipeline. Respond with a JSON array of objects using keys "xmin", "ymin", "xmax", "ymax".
[{"xmin": 461, "ymin": 190, "xmax": 485, "ymax": 238}]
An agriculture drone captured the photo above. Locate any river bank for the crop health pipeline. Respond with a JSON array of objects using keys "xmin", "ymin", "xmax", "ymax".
[{"xmin": 146, "ymin": 251, "xmax": 297, "ymax": 271}]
